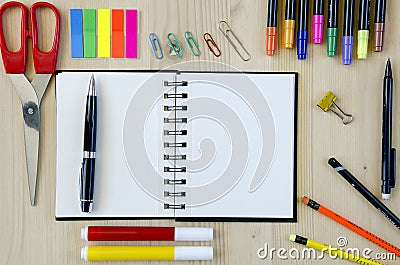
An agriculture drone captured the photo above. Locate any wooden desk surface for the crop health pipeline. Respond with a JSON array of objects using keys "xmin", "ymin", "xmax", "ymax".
[{"xmin": 0, "ymin": 0, "xmax": 399, "ymax": 264}]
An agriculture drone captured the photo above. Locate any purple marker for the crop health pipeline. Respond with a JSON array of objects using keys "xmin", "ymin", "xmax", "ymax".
[
  {"xmin": 312, "ymin": 0, "xmax": 324, "ymax": 44},
  {"xmin": 342, "ymin": 0, "xmax": 355, "ymax": 65}
]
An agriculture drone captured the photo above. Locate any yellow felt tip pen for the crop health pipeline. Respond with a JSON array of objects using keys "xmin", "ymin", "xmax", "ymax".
[
  {"xmin": 81, "ymin": 246, "xmax": 213, "ymax": 261},
  {"xmin": 289, "ymin": 235, "xmax": 384, "ymax": 265}
]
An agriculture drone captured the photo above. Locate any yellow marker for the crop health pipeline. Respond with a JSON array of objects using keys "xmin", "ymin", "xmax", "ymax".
[
  {"xmin": 97, "ymin": 9, "xmax": 111, "ymax": 57},
  {"xmin": 289, "ymin": 234, "xmax": 384, "ymax": 265},
  {"xmin": 81, "ymin": 246, "xmax": 213, "ymax": 261}
]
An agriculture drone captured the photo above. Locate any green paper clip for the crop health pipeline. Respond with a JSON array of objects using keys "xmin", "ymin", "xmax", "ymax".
[
  {"xmin": 167, "ymin": 33, "xmax": 184, "ymax": 58},
  {"xmin": 317, "ymin": 91, "xmax": 353, "ymax": 125},
  {"xmin": 184, "ymin": 31, "xmax": 201, "ymax": 56}
]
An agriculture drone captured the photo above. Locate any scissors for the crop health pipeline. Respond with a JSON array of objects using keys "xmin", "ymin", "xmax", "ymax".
[{"xmin": 0, "ymin": 1, "xmax": 60, "ymax": 205}]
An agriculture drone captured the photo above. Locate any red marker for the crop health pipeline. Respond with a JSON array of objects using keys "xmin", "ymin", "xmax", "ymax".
[{"xmin": 81, "ymin": 226, "xmax": 213, "ymax": 241}]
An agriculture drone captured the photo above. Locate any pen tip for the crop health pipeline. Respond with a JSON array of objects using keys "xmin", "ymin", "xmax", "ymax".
[
  {"xmin": 385, "ymin": 59, "xmax": 392, "ymax": 76},
  {"xmin": 88, "ymin": 75, "xmax": 96, "ymax": 96}
]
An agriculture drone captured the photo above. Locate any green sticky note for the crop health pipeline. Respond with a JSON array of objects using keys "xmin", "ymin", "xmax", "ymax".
[{"xmin": 83, "ymin": 9, "xmax": 96, "ymax": 58}]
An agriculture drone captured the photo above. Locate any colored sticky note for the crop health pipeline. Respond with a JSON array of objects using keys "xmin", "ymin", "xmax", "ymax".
[
  {"xmin": 112, "ymin": 9, "xmax": 124, "ymax": 58},
  {"xmin": 83, "ymin": 9, "xmax": 96, "ymax": 58},
  {"xmin": 126, "ymin": 9, "xmax": 138, "ymax": 58},
  {"xmin": 98, "ymin": 9, "xmax": 111, "ymax": 58},
  {"xmin": 70, "ymin": 9, "xmax": 83, "ymax": 58}
]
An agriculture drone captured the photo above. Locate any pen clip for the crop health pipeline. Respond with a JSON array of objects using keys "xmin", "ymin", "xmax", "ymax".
[
  {"xmin": 78, "ymin": 162, "xmax": 84, "ymax": 202},
  {"xmin": 390, "ymin": 148, "xmax": 396, "ymax": 189}
]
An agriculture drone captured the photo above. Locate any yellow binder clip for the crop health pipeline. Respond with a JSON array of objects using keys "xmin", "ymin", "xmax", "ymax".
[{"xmin": 317, "ymin": 91, "xmax": 353, "ymax": 125}]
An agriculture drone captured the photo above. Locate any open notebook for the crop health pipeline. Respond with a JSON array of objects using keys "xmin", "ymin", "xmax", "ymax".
[{"xmin": 55, "ymin": 71, "xmax": 297, "ymax": 221}]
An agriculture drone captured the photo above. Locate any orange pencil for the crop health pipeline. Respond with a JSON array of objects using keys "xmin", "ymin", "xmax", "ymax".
[{"xmin": 302, "ymin": 196, "xmax": 400, "ymax": 257}]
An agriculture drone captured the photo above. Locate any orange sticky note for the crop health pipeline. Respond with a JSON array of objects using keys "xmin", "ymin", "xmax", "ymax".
[{"xmin": 112, "ymin": 9, "xmax": 124, "ymax": 58}]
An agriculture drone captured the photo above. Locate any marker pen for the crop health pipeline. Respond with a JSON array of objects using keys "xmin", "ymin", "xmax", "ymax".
[
  {"xmin": 284, "ymin": 0, "xmax": 296, "ymax": 48},
  {"xmin": 357, "ymin": 0, "xmax": 370, "ymax": 59},
  {"xmin": 266, "ymin": 0, "xmax": 278, "ymax": 55},
  {"xmin": 312, "ymin": 0, "xmax": 324, "ymax": 44},
  {"xmin": 342, "ymin": 0, "xmax": 355, "ymax": 65},
  {"xmin": 327, "ymin": 0, "xmax": 338, "ymax": 56},
  {"xmin": 297, "ymin": 0, "xmax": 309, "ymax": 60}
]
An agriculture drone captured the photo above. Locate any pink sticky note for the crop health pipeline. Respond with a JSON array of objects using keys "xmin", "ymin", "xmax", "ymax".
[{"xmin": 126, "ymin": 9, "xmax": 138, "ymax": 58}]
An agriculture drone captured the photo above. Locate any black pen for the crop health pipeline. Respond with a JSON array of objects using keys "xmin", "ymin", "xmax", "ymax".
[
  {"xmin": 328, "ymin": 158, "xmax": 400, "ymax": 231},
  {"xmin": 374, "ymin": 0, "xmax": 386, "ymax": 52},
  {"xmin": 342, "ymin": 0, "xmax": 355, "ymax": 65},
  {"xmin": 80, "ymin": 74, "xmax": 97, "ymax": 213},
  {"xmin": 327, "ymin": 0, "xmax": 338, "ymax": 57},
  {"xmin": 381, "ymin": 59, "xmax": 396, "ymax": 200}
]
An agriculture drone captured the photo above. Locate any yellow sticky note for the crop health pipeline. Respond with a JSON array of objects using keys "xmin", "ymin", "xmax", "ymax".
[{"xmin": 97, "ymin": 9, "xmax": 111, "ymax": 57}]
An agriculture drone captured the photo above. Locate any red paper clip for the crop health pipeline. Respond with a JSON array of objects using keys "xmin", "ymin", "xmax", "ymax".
[{"xmin": 203, "ymin": 33, "xmax": 221, "ymax": 57}]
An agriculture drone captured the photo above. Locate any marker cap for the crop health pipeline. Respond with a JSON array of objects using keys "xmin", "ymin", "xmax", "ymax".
[
  {"xmin": 283, "ymin": 20, "xmax": 295, "ymax": 48},
  {"xmin": 312, "ymin": 15, "xmax": 324, "ymax": 44},
  {"xmin": 357, "ymin": 30, "xmax": 369, "ymax": 59},
  {"xmin": 266, "ymin": 27, "xmax": 277, "ymax": 56},
  {"xmin": 326, "ymin": 28, "xmax": 338, "ymax": 57},
  {"xmin": 297, "ymin": 30, "xmax": 308, "ymax": 60},
  {"xmin": 342, "ymin": 36, "xmax": 354, "ymax": 65}
]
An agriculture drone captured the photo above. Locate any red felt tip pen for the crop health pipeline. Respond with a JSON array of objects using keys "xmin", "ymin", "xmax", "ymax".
[{"xmin": 81, "ymin": 226, "xmax": 213, "ymax": 241}]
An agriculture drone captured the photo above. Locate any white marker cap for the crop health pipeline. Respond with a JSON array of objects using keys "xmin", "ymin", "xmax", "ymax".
[
  {"xmin": 81, "ymin": 246, "xmax": 88, "ymax": 261},
  {"xmin": 81, "ymin": 226, "xmax": 89, "ymax": 241},
  {"xmin": 382, "ymin": 193, "xmax": 391, "ymax": 200},
  {"xmin": 174, "ymin": 246, "xmax": 213, "ymax": 260},
  {"xmin": 175, "ymin": 227, "xmax": 213, "ymax": 241}
]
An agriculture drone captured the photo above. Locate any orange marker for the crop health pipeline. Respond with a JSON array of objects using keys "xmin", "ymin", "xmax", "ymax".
[
  {"xmin": 266, "ymin": 0, "xmax": 278, "ymax": 55},
  {"xmin": 302, "ymin": 197, "xmax": 400, "ymax": 257}
]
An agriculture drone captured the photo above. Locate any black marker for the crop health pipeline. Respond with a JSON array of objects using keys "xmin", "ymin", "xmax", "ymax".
[{"xmin": 381, "ymin": 59, "xmax": 396, "ymax": 200}]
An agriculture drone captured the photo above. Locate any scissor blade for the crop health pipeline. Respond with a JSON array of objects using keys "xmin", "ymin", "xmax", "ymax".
[
  {"xmin": 31, "ymin": 74, "xmax": 52, "ymax": 105},
  {"xmin": 23, "ymin": 120, "xmax": 40, "ymax": 206},
  {"xmin": 8, "ymin": 74, "xmax": 40, "ymax": 206}
]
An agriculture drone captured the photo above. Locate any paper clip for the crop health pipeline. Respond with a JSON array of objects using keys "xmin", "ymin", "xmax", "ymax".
[
  {"xmin": 317, "ymin": 91, "xmax": 353, "ymax": 125},
  {"xmin": 203, "ymin": 33, "xmax": 221, "ymax": 57},
  {"xmin": 167, "ymin": 33, "xmax": 184, "ymax": 58},
  {"xmin": 184, "ymin": 31, "xmax": 201, "ymax": 56},
  {"xmin": 148, "ymin": 33, "xmax": 163, "ymax": 60},
  {"xmin": 218, "ymin": 20, "xmax": 251, "ymax": 61}
]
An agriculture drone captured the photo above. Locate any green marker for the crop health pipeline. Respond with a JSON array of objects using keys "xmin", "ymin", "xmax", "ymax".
[
  {"xmin": 327, "ymin": 0, "xmax": 338, "ymax": 57},
  {"xmin": 83, "ymin": 9, "xmax": 96, "ymax": 58},
  {"xmin": 357, "ymin": 0, "xmax": 370, "ymax": 59}
]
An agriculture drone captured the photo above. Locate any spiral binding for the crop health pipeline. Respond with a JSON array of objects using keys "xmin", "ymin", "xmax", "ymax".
[{"xmin": 162, "ymin": 77, "xmax": 188, "ymax": 210}]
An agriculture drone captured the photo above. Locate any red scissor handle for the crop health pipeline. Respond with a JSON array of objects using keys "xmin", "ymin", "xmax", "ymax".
[
  {"xmin": 0, "ymin": 1, "xmax": 60, "ymax": 74},
  {"xmin": 0, "ymin": 1, "xmax": 28, "ymax": 74},
  {"xmin": 31, "ymin": 2, "xmax": 60, "ymax": 74}
]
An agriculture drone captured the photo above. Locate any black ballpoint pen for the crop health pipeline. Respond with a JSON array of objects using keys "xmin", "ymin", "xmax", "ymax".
[
  {"xmin": 80, "ymin": 74, "xmax": 97, "ymax": 213},
  {"xmin": 381, "ymin": 59, "xmax": 396, "ymax": 200}
]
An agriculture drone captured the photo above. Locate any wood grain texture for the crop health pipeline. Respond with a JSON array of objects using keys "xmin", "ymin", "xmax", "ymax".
[{"xmin": 0, "ymin": 0, "xmax": 399, "ymax": 264}]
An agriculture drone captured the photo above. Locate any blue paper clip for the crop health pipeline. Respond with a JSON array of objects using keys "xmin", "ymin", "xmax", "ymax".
[
  {"xmin": 148, "ymin": 33, "xmax": 163, "ymax": 60},
  {"xmin": 167, "ymin": 32, "xmax": 184, "ymax": 58},
  {"xmin": 184, "ymin": 31, "xmax": 201, "ymax": 56}
]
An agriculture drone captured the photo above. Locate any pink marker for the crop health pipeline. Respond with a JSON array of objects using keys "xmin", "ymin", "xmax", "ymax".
[
  {"xmin": 312, "ymin": 0, "xmax": 324, "ymax": 44},
  {"xmin": 126, "ymin": 9, "xmax": 138, "ymax": 58}
]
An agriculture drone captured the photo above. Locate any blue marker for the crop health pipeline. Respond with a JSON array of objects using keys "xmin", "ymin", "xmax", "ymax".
[{"xmin": 297, "ymin": 0, "xmax": 309, "ymax": 60}]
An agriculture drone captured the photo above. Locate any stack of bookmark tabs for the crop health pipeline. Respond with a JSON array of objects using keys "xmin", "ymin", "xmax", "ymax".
[
  {"xmin": 70, "ymin": 9, "xmax": 138, "ymax": 58},
  {"xmin": 80, "ymin": 226, "xmax": 213, "ymax": 261}
]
